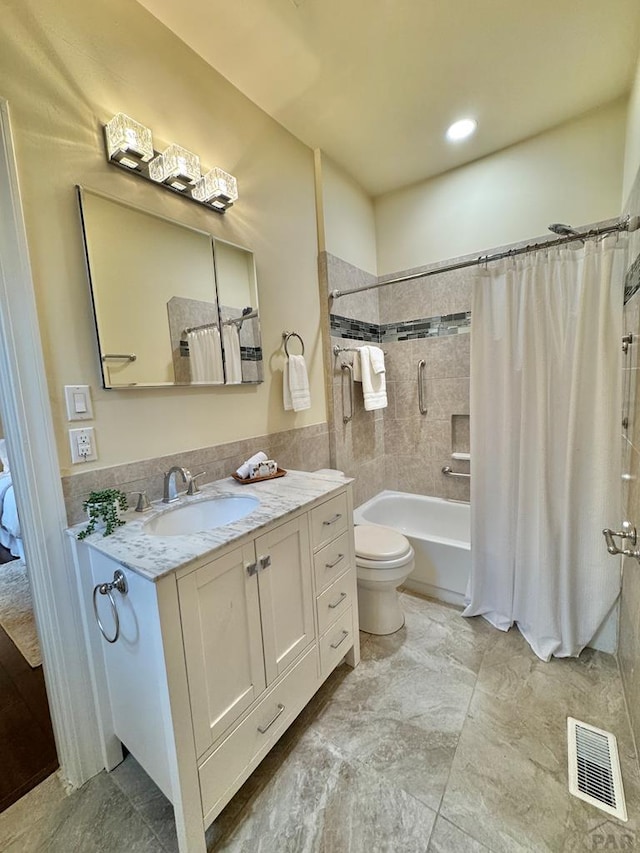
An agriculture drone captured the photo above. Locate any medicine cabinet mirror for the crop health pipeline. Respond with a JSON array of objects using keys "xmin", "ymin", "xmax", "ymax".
[{"xmin": 77, "ymin": 187, "xmax": 263, "ymax": 388}]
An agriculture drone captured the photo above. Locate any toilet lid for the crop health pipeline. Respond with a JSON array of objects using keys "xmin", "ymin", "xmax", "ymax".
[{"xmin": 354, "ymin": 525, "xmax": 411, "ymax": 560}]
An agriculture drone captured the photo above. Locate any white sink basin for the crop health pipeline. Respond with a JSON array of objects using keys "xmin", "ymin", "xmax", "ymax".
[{"xmin": 144, "ymin": 495, "xmax": 259, "ymax": 536}]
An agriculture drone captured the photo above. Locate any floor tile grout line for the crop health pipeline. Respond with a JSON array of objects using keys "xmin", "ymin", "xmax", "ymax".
[{"xmin": 431, "ymin": 627, "xmax": 499, "ymax": 851}]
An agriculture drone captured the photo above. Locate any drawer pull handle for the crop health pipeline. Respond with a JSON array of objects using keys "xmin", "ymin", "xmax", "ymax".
[
  {"xmin": 257, "ymin": 703, "xmax": 285, "ymax": 734},
  {"xmin": 328, "ymin": 591, "xmax": 348, "ymax": 609},
  {"xmin": 323, "ymin": 513, "xmax": 342, "ymax": 526},
  {"xmin": 325, "ymin": 553, "xmax": 344, "ymax": 570},
  {"xmin": 330, "ymin": 629, "xmax": 349, "ymax": 649}
]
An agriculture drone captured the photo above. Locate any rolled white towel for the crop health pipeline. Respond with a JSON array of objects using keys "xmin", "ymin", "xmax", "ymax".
[{"xmin": 235, "ymin": 451, "xmax": 267, "ymax": 479}]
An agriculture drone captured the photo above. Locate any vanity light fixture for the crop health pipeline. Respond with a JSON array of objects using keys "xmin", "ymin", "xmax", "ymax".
[
  {"xmin": 149, "ymin": 144, "xmax": 201, "ymax": 191},
  {"xmin": 192, "ymin": 167, "xmax": 239, "ymax": 209},
  {"xmin": 445, "ymin": 118, "xmax": 477, "ymax": 142},
  {"xmin": 103, "ymin": 113, "xmax": 238, "ymax": 213},
  {"xmin": 104, "ymin": 113, "xmax": 154, "ymax": 170}
]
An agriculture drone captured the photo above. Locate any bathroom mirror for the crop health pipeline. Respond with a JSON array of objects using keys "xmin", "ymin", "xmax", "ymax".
[{"xmin": 77, "ymin": 187, "xmax": 263, "ymax": 388}]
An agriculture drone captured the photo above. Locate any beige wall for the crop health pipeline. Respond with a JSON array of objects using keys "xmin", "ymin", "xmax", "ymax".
[
  {"xmin": 623, "ymin": 55, "xmax": 640, "ymax": 207},
  {"xmin": 0, "ymin": 0, "xmax": 324, "ymax": 475},
  {"xmin": 375, "ymin": 100, "xmax": 627, "ymax": 274},
  {"xmin": 316, "ymin": 152, "xmax": 377, "ymax": 276}
]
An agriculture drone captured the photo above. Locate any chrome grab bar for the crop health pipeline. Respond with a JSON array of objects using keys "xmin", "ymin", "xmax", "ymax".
[
  {"xmin": 417, "ymin": 359, "xmax": 427, "ymax": 415},
  {"xmin": 341, "ymin": 363, "xmax": 354, "ymax": 424},
  {"xmin": 602, "ymin": 522, "xmax": 640, "ymax": 560},
  {"xmin": 442, "ymin": 466, "xmax": 470, "ymax": 479},
  {"xmin": 92, "ymin": 569, "xmax": 128, "ymax": 644}
]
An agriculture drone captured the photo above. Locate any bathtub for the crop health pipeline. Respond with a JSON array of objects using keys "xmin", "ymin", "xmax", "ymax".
[{"xmin": 354, "ymin": 490, "xmax": 470, "ymax": 607}]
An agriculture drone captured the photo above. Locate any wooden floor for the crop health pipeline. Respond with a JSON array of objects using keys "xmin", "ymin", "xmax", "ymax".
[{"xmin": 0, "ymin": 601, "xmax": 58, "ymax": 813}]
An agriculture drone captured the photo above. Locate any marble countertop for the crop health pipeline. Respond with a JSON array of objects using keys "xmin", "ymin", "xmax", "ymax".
[{"xmin": 69, "ymin": 469, "xmax": 352, "ymax": 582}]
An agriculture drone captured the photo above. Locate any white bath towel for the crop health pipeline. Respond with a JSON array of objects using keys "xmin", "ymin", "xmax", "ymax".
[
  {"xmin": 355, "ymin": 345, "xmax": 387, "ymax": 411},
  {"xmin": 223, "ymin": 324, "xmax": 243, "ymax": 384},
  {"xmin": 283, "ymin": 354, "xmax": 311, "ymax": 412},
  {"xmin": 235, "ymin": 451, "xmax": 267, "ymax": 480}
]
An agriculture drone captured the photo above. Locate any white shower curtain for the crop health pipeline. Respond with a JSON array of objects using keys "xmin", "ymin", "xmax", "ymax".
[
  {"xmin": 187, "ymin": 327, "xmax": 224, "ymax": 384},
  {"xmin": 463, "ymin": 236, "xmax": 624, "ymax": 660}
]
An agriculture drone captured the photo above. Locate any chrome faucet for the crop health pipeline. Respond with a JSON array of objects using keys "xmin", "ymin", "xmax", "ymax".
[{"xmin": 163, "ymin": 466, "xmax": 191, "ymax": 503}]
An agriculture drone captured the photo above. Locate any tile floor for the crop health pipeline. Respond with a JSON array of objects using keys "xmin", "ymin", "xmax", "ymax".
[{"xmin": 1, "ymin": 592, "xmax": 639, "ymax": 852}]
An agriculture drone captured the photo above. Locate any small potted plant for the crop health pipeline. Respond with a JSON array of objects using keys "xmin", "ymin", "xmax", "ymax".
[{"xmin": 77, "ymin": 488, "xmax": 129, "ymax": 540}]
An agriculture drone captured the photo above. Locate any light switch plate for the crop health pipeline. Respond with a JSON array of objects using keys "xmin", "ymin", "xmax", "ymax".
[{"xmin": 64, "ymin": 385, "xmax": 93, "ymax": 421}]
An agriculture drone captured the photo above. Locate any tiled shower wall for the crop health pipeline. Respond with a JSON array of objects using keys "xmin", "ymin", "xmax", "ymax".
[
  {"xmin": 618, "ymin": 165, "xmax": 640, "ymax": 753},
  {"xmin": 321, "ymin": 251, "xmax": 472, "ymax": 507}
]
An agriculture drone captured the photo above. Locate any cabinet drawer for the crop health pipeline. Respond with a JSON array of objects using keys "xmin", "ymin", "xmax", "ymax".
[
  {"xmin": 319, "ymin": 607, "xmax": 353, "ymax": 679},
  {"xmin": 316, "ymin": 569, "xmax": 353, "ymax": 636},
  {"xmin": 199, "ymin": 645, "xmax": 318, "ymax": 821},
  {"xmin": 313, "ymin": 531, "xmax": 350, "ymax": 593},
  {"xmin": 310, "ymin": 492, "xmax": 348, "ymax": 551}
]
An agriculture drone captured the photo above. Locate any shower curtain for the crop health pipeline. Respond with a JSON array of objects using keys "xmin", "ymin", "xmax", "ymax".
[{"xmin": 463, "ymin": 236, "xmax": 625, "ymax": 660}]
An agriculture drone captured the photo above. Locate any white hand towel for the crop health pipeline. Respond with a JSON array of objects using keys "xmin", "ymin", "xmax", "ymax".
[
  {"xmin": 358, "ymin": 345, "xmax": 387, "ymax": 411},
  {"xmin": 223, "ymin": 323, "xmax": 243, "ymax": 384},
  {"xmin": 283, "ymin": 354, "xmax": 311, "ymax": 412},
  {"xmin": 235, "ymin": 451, "xmax": 267, "ymax": 479}
]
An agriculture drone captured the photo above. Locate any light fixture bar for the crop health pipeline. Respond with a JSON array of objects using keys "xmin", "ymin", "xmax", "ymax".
[{"xmin": 103, "ymin": 114, "xmax": 238, "ymax": 214}]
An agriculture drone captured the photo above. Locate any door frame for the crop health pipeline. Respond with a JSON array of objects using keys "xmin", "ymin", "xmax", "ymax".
[{"xmin": 0, "ymin": 97, "xmax": 102, "ymax": 788}]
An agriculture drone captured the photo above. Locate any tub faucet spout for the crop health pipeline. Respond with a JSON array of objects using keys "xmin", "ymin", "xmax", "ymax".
[{"xmin": 163, "ymin": 466, "xmax": 191, "ymax": 503}]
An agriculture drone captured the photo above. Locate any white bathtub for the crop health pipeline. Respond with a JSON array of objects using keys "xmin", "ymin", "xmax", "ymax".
[{"xmin": 354, "ymin": 490, "xmax": 470, "ymax": 607}]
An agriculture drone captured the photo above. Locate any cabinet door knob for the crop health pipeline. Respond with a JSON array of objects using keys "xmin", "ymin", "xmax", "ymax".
[
  {"xmin": 246, "ymin": 561, "xmax": 258, "ymax": 577},
  {"xmin": 258, "ymin": 554, "xmax": 272, "ymax": 570}
]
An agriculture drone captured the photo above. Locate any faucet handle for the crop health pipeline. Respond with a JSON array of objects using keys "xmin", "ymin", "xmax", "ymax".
[
  {"xmin": 133, "ymin": 491, "xmax": 151, "ymax": 512},
  {"xmin": 186, "ymin": 471, "xmax": 206, "ymax": 496}
]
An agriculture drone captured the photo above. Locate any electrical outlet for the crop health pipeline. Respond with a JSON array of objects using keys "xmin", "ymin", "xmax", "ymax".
[{"xmin": 69, "ymin": 427, "xmax": 98, "ymax": 464}]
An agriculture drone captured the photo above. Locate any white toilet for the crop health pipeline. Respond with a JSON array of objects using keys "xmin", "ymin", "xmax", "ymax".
[{"xmin": 355, "ymin": 524, "xmax": 415, "ymax": 635}]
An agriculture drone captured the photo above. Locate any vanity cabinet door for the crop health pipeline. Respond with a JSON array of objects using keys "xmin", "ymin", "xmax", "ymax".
[
  {"xmin": 255, "ymin": 516, "xmax": 315, "ymax": 684},
  {"xmin": 178, "ymin": 543, "xmax": 266, "ymax": 758}
]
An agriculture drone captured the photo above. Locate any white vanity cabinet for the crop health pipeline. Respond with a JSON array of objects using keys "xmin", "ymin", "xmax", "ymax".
[
  {"xmin": 179, "ymin": 515, "xmax": 315, "ymax": 758},
  {"xmin": 70, "ymin": 480, "xmax": 359, "ymax": 853}
]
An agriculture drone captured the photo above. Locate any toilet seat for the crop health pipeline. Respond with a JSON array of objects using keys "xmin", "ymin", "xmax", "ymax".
[{"xmin": 354, "ymin": 525, "xmax": 413, "ymax": 569}]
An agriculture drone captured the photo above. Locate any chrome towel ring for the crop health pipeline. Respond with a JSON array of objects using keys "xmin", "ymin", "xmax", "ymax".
[
  {"xmin": 282, "ymin": 330, "xmax": 305, "ymax": 357},
  {"xmin": 92, "ymin": 569, "xmax": 128, "ymax": 644}
]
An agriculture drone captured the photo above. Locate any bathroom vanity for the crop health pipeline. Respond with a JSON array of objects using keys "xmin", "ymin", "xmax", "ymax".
[{"xmin": 68, "ymin": 470, "xmax": 359, "ymax": 853}]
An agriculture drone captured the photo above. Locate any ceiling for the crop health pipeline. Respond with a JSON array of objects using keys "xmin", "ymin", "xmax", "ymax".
[{"xmin": 136, "ymin": 0, "xmax": 640, "ymax": 197}]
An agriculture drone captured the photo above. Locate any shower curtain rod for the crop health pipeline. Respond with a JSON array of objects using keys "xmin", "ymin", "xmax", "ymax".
[{"xmin": 329, "ymin": 215, "xmax": 640, "ymax": 300}]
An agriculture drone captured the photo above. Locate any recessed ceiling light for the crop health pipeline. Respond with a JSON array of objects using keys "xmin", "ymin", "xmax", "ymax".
[{"xmin": 446, "ymin": 118, "xmax": 477, "ymax": 143}]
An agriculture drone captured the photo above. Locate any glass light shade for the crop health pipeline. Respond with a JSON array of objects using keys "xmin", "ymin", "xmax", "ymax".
[
  {"xmin": 105, "ymin": 113, "xmax": 153, "ymax": 169},
  {"xmin": 149, "ymin": 144, "xmax": 201, "ymax": 191},
  {"xmin": 192, "ymin": 168, "xmax": 239, "ymax": 208}
]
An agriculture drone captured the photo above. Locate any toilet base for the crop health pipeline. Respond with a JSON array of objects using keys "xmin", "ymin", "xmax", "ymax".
[{"xmin": 357, "ymin": 584, "xmax": 405, "ymax": 635}]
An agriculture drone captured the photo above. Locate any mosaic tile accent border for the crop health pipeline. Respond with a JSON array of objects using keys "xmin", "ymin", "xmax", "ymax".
[
  {"xmin": 624, "ymin": 252, "xmax": 640, "ymax": 304},
  {"xmin": 240, "ymin": 346, "xmax": 263, "ymax": 362},
  {"xmin": 329, "ymin": 312, "xmax": 471, "ymax": 343}
]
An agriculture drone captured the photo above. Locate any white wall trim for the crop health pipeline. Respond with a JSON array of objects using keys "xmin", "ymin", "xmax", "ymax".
[{"xmin": 0, "ymin": 98, "xmax": 102, "ymax": 787}]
